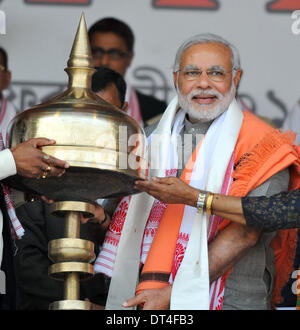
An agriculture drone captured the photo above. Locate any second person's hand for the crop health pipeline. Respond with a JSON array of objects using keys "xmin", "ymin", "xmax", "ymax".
[{"xmin": 134, "ymin": 177, "xmax": 199, "ymax": 206}]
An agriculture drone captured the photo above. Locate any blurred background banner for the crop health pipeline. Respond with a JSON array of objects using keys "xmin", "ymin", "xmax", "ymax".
[{"xmin": 1, "ymin": 0, "xmax": 300, "ymax": 127}]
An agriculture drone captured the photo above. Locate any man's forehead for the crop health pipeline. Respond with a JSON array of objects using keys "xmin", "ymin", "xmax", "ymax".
[
  {"xmin": 90, "ymin": 32, "xmax": 127, "ymax": 50},
  {"xmin": 180, "ymin": 42, "xmax": 232, "ymax": 66},
  {"xmin": 182, "ymin": 64, "xmax": 225, "ymax": 70}
]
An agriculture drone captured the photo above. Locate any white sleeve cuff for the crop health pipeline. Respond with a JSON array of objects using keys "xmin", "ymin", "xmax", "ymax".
[{"xmin": 0, "ymin": 149, "xmax": 17, "ymax": 180}]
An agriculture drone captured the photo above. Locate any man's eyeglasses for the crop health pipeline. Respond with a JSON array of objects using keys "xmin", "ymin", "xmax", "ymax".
[
  {"xmin": 91, "ymin": 47, "xmax": 130, "ymax": 61},
  {"xmin": 177, "ymin": 67, "xmax": 236, "ymax": 82}
]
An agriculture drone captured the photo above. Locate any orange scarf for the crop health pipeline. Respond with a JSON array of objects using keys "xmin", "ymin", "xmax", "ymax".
[{"xmin": 136, "ymin": 141, "xmax": 203, "ymax": 293}]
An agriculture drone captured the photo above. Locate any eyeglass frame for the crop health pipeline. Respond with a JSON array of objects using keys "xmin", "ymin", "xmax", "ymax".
[
  {"xmin": 176, "ymin": 65, "xmax": 238, "ymax": 82},
  {"xmin": 91, "ymin": 46, "xmax": 130, "ymax": 61}
]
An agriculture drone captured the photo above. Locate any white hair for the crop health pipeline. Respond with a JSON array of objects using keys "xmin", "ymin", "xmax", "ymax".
[{"xmin": 173, "ymin": 33, "xmax": 241, "ymax": 72}]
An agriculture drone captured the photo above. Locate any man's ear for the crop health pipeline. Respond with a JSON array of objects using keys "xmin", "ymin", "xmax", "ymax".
[
  {"xmin": 173, "ymin": 71, "xmax": 178, "ymax": 90},
  {"xmin": 126, "ymin": 51, "xmax": 134, "ymax": 68},
  {"xmin": 122, "ymin": 101, "xmax": 128, "ymax": 112},
  {"xmin": 233, "ymin": 69, "xmax": 242, "ymax": 89}
]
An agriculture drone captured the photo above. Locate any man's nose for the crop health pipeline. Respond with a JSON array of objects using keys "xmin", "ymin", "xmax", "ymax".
[
  {"xmin": 195, "ymin": 71, "xmax": 211, "ymax": 89},
  {"xmin": 92, "ymin": 54, "xmax": 110, "ymax": 68},
  {"xmin": 100, "ymin": 53, "xmax": 110, "ymax": 67}
]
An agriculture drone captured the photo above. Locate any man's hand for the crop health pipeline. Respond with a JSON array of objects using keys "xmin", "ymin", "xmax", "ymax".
[
  {"xmin": 122, "ymin": 286, "xmax": 172, "ymax": 310},
  {"xmin": 11, "ymin": 138, "xmax": 69, "ymax": 179},
  {"xmin": 80, "ymin": 203, "xmax": 109, "ymax": 227},
  {"xmin": 134, "ymin": 177, "xmax": 198, "ymax": 206}
]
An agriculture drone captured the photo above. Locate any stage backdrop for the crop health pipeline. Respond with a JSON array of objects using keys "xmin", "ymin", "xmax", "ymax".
[{"xmin": 0, "ymin": 0, "xmax": 300, "ymax": 127}]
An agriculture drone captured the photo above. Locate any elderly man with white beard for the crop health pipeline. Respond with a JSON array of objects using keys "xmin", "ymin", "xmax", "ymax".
[{"xmin": 93, "ymin": 33, "xmax": 297, "ymax": 310}]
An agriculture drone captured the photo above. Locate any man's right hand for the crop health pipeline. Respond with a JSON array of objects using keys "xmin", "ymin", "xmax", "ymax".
[
  {"xmin": 11, "ymin": 138, "xmax": 69, "ymax": 179},
  {"xmin": 122, "ymin": 286, "xmax": 172, "ymax": 310},
  {"xmin": 134, "ymin": 177, "xmax": 199, "ymax": 206}
]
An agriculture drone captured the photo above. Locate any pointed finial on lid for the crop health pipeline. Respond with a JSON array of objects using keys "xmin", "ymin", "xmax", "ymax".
[
  {"xmin": 64, "ymin": 13, "xmax": 95, "ymax": 90},
  {"xmin": 67, "ymin": 12, "xmax": 93, "ymax": 69}
]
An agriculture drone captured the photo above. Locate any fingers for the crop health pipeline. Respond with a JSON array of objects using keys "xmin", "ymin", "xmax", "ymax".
[
  {"xmin": 42, "ymin": 153, "xmax": 69, "ymax": 170},
  {"xmin": 80, "ymin": 215, "xmax": 99, "ymax": 225},
  {"xmin": 29, "ymin": 137, "xmax": 69, "ymax": 170},
  {"xmin": 39, "ymin": 163, "xmax": 65, "ymax": 179},
  {"xmin": 152, "ymin": 177, "xmax": 173, "ymax": 184},
  {"xmin": 123, "ymin": 289, "xmax": 171, "ymax": 310},
  {"xmin": 11, "ymin": 138, "xmax": 70, "ymax": 179},
  {"xmin": 79, "ymin": 204, "xmax": 105, "ymax": 225},
  {"xmin": 94, "ymin": 204, "xmax": 105, "ymax": 220},
  {"xmin": 134, "ymin": 177, "xmax": 168, "ymax": 193},
  {"xmin": 48, "ymin": 166, "xmax": 66, "ymax": 177},
  {"xmin": 80, "ymin": 214, "xmax": 90, "ymax": 224},
  {"xmin": 30, "ymin": 137, "xmax": 56, "ymax": 148},
  {"xmin": 134, "ymin": 180, "xmax": 151, "ymax": 191},
  {"xmin": 134, "ymin": 181, "xmax": 164, "ymax": 200},
  {"xmin": 36, "ymin": 163, "xmax": 66, "ymax": 180},
  {"xmin": 122, "ymin": 294, "xmax": 144, "ymax": 308},
  {"xmin": 40, "ymin": 195, "xmax": 54, "ymax": 204},
  {"xmin": 135, "ymin": 177, "xmax": 176, "ymax": 188},
  {"xmin": 39, "ymin": 151, "xmax": 69, "ymax": 179}
]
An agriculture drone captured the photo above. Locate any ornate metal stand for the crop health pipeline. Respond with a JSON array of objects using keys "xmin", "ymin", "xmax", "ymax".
[
  {"xmin": 6, "ymin": 13, "xmax": 147, "ymax": 310},
  {"xmin": 48, "ymin": 201, "xmax": 96, "ymax": 310}
]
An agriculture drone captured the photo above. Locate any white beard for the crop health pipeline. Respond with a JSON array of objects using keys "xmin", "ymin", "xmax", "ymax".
[{"xmin": 177, "ymin": 82, "xmax": 236, "ymax": 123}]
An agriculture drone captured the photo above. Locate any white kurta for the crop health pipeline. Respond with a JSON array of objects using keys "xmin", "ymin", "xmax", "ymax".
[
  {"xmin": 0, "ymin": 99, "xmax": 17, "ymax": 147},
  {"xmin": 0, "ymin": 149, "xmax": 16, "ymax": 269}
]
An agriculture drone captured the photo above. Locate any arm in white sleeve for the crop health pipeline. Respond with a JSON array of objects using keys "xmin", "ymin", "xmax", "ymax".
[{"xmin": 0, "ymin": 149, "xmax": 17, "ymax": 180}]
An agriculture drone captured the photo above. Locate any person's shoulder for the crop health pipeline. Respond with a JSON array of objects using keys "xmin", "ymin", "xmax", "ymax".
[
  {"xmin": 234, "ymin": 110, "xmax": 279, "ymax": 165},
  {"xmin": 242, "ymin": 110, "xmax": 275, "ymax": 130},
  {"xmin": 239, "ymin": 110, "xmax": 276, "ymax": 142}
]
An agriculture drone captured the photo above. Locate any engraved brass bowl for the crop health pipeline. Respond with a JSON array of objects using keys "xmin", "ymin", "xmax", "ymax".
[
  {"xmin": 7, "ymin": 99, "xmax": 147, "ymax": 202},
  {"xmin": 5, "ymin": 14, "xmax": 148, "ymax": 203}
]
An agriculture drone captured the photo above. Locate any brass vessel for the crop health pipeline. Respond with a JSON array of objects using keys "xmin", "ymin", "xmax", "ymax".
[
  {"xmin": 6, "ymin": 14, "xmax": 147, "ymax": 203},
  {"xmin": 6, "ymin": 14, "xmax": 148, "ymax": 310}
]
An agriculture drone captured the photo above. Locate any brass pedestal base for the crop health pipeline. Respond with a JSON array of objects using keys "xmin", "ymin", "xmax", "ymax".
[
  {"xmin": 49, "ymin": 300, "xmax": 94, "ymax": 310},
  {"xmin": 48, "ymin": 201, "xmax": 96, "ymax": 310}
]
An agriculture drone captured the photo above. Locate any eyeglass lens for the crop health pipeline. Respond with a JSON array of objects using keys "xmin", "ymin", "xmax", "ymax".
[
  {"xmin": 91, "ymin": 47, "xmax": 128, "ymax": 60},
  {"xmin": 181, "ymin": 69, "xmax": 228, "ymax": 82}
]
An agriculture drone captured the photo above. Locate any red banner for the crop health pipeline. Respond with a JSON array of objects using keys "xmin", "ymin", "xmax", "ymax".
[
  {"xmin": 152, "ymin": 0, "xmax": 218, "ymax": 9},
  {"xmin": 267, "ymin": 0, "xmax": 300, "ymax": 11}
]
